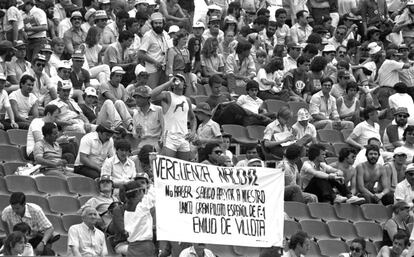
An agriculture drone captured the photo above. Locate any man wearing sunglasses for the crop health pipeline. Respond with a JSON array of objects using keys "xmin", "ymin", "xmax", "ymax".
[
  {"xmin": 384, "ymin": 107, "xmax": 410, "ymax": 151},
  {"xmin": 327, "ymin": 25, "xmax": 347, "ymax": 49},
  {"xmin": 63, "ymin": 11, "xmax": 87, "ymax": 55}
]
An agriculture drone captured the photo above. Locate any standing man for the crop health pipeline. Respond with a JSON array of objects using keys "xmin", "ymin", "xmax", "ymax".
[
  {"xmin": 138, "ymin": 12, "xmax": 170, "ymax": 88},
  {"xmin": 132, "ymin": 85, "xmax": 163, "ymax": 151},
  {"xmin": 356, "ymin": 144, "xmax": 393, "ymax": 205},
  {"xmin": 151, "ymin": 74, "xmax": 196, "ymax": 161},
  {"xmin": 290, "ymin": 10, "xmax": 313, "ymax": 44},
  {"xmin": 67, "ymin": 207, "xmax": 108, "ymax": 257},
  {"xmin": 2, "ymin": 192, "xmax": 54, "ymax": 255},
  {"xmin": 22, "ymin": 0, "xmax": 48, "ymax": 60}
]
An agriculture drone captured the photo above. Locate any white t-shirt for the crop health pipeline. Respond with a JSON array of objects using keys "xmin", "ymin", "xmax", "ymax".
[
  {"xmin": 84, "ymin": 44, "xmax": 103, "ymax": 68},
  {"xmin": 350, "ymin": 121, "xmax": 381, "ymax": 146},
  {"xmin": 8, "ymin": 89, "xmax": 37, "ymax": 119},
  {"xmin": 377, "ymin": 59, "xmax": 405, "ymax": 87},
  {"xmin": 26, "ymin": 118, "xmax": 45, "ymax": 155},
  {"xmin": 236, "ymin": 95, "xmax": 263, "ymax": 114}
]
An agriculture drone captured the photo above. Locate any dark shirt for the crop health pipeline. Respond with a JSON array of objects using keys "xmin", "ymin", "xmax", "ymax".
[
  {"xmin": 70, "ymin": 69, "xmax": 90, "ymax": 90},
  {"xmin": 79, "ymin": 104, "xmax": 97, "ymax": 123}
]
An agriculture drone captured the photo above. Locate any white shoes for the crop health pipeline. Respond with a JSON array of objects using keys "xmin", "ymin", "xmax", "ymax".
[
  {"xmin": 346, "ymin": 195, "xmax": 366, "ymax": 205},
  {"xmin": 334, "ymin": 195, "xmax": 347, "ymax": 203}
]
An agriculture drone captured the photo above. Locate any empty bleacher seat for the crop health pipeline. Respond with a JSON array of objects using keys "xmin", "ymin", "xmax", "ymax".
[
  {"xmin": 3, "ymin": 162, "xmax": 27, "ymax": 176},
  {"xmin": 341, "ymin": 129, "xmax": 353, "ymax": 141},
  {"xmin": 354, "ymin": 221, "xmax": 383, "ymax": 242},
  {"xmin": 78, "ymin": 195, "xmax": 94, "ymax": 206},
  {"xmin": 222, "ymin": 125, "xmax": 257, "ymax": 145},
  {"xmin": 361, "ymin": 204, "xmax": 391, "ymax": 223},
  {"xmin": 264, "ymin": 99, "xmax": 288, "ymax": 113},
  {"xmin": 0, "ymin": 130, "xmax": 10, "ymax": 145},
  {"xmin": 284, "ymin": 202, "xmax": 314, "ymax": 221},
  {"xmin": 333, "ymin": 143, "xmax": 350, "ymax": 156},
  {"xmin": 67, "ymin": 176, "xmax": 99, "ymax": 196},
  {"xmin": 0, "ymin": 194, "xmax": 10, "ymax": 210},
  {"xmin": 5, "ymin": 175, "xmax": 46, "ymax": 196},
  {"xmin": 0, "ymin": 145, "xmax": 24, "ymax": 162},
  {"xmin": 327, "ymin": 220, "xmax": 358, "ymax": 241},
  {"xmin": 246, "ymin": 125, "xmax": 265, "ymax": 140},
  {"xmin": 284, "ymin": 220, "xmax": 301, "ymax": 239},
  {"xmin": 299, "ymin": 219, "xmax": 337, "ymax": 240},
  {"xmin": 318, "ymin": 239, "xmax": 349, "ymax": 257},
  {"xmin": 0, "ymin": 177, "xmax": 10, "ymax": 195},
  {"xmin": 52, "ymin": 234, "xmax": 68, "ymax": 256},
  {"xmin": 334, "ymin": 203, "xmax": 367, "ymax": 223},
  {"xmin": 308, "ymin": 202, "xmax": 342, "ymax": 222},
  {"xmin": 318, "ymin": 129, "xmax": 344, "ymax": 143},
  {"xmin": 26, "ymin": 194, "xmax": 55, "ymax": 215},
  {"xmin": 48, "ymin": 196, "xmax": 81, "ymax": 215},
  {"xmin": 35, "ymin": 176, "xmax": 77, "ymax": 196},
  {"xmin": 7, "ymin": 129, "xmax": 28, "ymax": 146}
]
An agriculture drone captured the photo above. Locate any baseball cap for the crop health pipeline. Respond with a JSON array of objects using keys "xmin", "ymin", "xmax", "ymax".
[
  {"xmin": 135, "ymin": 172, "xmax": 150, "ymax": 181},
  {"xmin": 84, "ymin": 87, "xmax": 98, "ymax": 97},
  {"xmin": 175, "ymin": 73, "xmax": 186, "ymax": 82},
  {"xmin": 72, "ymin": 49, "xmax": 85, "ymax": 60},
  {"xmin": 193, "ymin": 21, "xmax": 205, "ymax": 29},
  {"xmin": 367, "ymin": 26, "xmax": 380, "ymax": 33},
  {"xmin": 297, "ymin": 108, "xmax": 310, "ymax": 121},
  {"xmin": 208, "ymin": 4, "xmax": 222, "ymax": 12},
  {"xmin": 0, "ymin": 73, "xmax": 6, "ymax": 81},
  {"xmin": 399, "ymin": 44, "xmax": 409, "ymax": 50},
  {"xmin": 60, "ymin": 80, "xmax": 72, "ymax": 90},
  {"xmin": 147, "ymin": 0, "xmax": 156, "ymax": 5},
  {"xmin": 150, "ymin": 12, "xmax": 164, "ymax": 22},
  {"xmin": 393, "ymin": 148, "xmax": 407, "ymax": 157},
  {"xmin": 322, "ymin": 44, "xmax": 336, "ymax": 53},
  {"xmin": 85, "ymin": 8, "xmax": 96, "ymax": 21},
  {"xmin": 33, "ymin": 54, "xmax": 47, "ymax": 62},
  {"xmin": 70, "ymin": 11, "xmax": 82, "ymax": 19},
  {"xmin": 98, "ymin": 175, "xmax": 113, "ymax": 183},
  {"xmin": 209, "ymin": 15, "xmax": 221, "ymax": 22},
  {"xmin": 286, "ymin": 42, "xmax": 302, "ymax": 49},
  {"xmin": 14, "ymin": 40, "xmax": 26, "ymax": 49},
  {"xmin": 98, "ymin": 0, "xmax": 110, "ymax": 4},
  {"xmin": 368, "ymin": 42, "xmax": 382, "ymax": 55},
  {"xmin": 95, "ymin": 10, "xmax": 108, "ymax": 19},
  {"xmin": 406, "ymin": 163, "xmax": 414, "ymax": 173},
  {"xmin": 168, "ymin": 25, "xmax": 179, "ymax": 34},
  {"xmin": 394, "ymin": 107, "xmax": 409, "ymax": 117},
  {"xmin": 132, "ymin": 85, "xmax": 152, "ymax": 98},
  {"xmin": 407, "ymin": 0, "xmax": 414, "ymax": 5},
  {"xmin": 135, "ymin": 64, "xmax": 147, "ymax": 76},
  {"xmin": 194, "ymin": 102, "xmax": 212, "ymax": 116},
  {"xmin": 40, "ymin": 44, "xmax": 53, "ymax": 53},
  {"xmin": 111, "ymin": 66, "xmax": 126, "ymax": 74},
  {"xmin": 58, "ymin": 60, "xmax": 72, "ymax": 69},
  {"xmin": 0, "ymin": 40, "xmax": 16, "ymax": 51}
]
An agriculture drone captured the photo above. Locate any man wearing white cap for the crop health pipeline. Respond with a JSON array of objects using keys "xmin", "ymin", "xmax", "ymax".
[
  {"xmin": 292, "ymin": 108, "xmax": 317, "ymax": 146},
  {"xmin": 395, "ymin": 163, "xmax": 414, "ymax": 204},
  {"xmin": 79, "ymin": 87, "xmax": 99, "ymax": 123},
  {"xmin": 48, "ymin": 80, "xmax": 89, "ymax": 133},
  {"xmin": 202, "ymin": 15, "xmax": 224, "ymax": 53},
  {"xmin": 189, "ymin": 21, "xmax": 205, "ymax": 44},
  {"xmin": 81, "ymin": 8, "xmax": 97, "ymax": 33},
  {"xmin": 125, "ymin": 64, "xmax": 148, "ymax": 101},
  {"xmin": 97, "ymin": 66, "xmax": 133, "ymax": 130},
  {"xmin": 139, "ymin": 12, "xmax": 170, "ymax": 88},
  {"xmin": 63, "ymin": 11, "xmax": 87, "ymax": 54},
  {"xmin": 128, "ymin": 0, "xmax": 148, "ymax": 18}
]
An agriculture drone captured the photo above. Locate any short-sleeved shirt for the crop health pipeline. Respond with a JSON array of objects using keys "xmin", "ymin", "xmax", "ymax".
[
  {"xmin": 377, "ymin": 59, "xmax": 405, "ymax": 87},
  {"xmin": 84, "ymin": 44, "xmax": 102, "ymax": 68},
  {"xmin": 4, "ymin": 6, "xmax": 23, "ymax": 32},
  {"xmin": 69, "ymin": 68, "xmax": 90, "ymax": 90},
  {"xmin": 200, "ymin": 54, "xmax": 224, "ymax": 75},
  {"xmin": 101, "ymin": 155, "xmax": 136, "ymax": 185},
  {"xmin": 100, "ymin": 82, "xmax": 128, "ymax": 102},
  {"xmin": 63, "ymin": 27, "xmax": 87, "ymax": 51},
  {"xmin": 283, "ymin": 69, "xmax": 310, "ymax": 96},
  {"xmin": 74, "ymin": 131, "xmax": 115, "ymax": 167},
  {"xmin": 275, "ymin": 24, "xmax": 291, "ymax": 45},
  {"xmin": 292, "ymin": 122, "xmax": 317, "ymax": 140},
  {"xmin": 33, "ymin": 139, "xmax": 62, "ymax": 166},
  {"xmin": 236, "ymin": 95, "xmax": 263, "ymax": 114},
  {"xmin": 22, "ymin": 69, "xmax": 52, "ymax": 105},
  {"xmin": 225, "ymin": 53, "xmax": 256, "ymax": 77},
  {"xmin": 6, "ymin": 58, "xmax": 31, "ymax": 82},
  {"xmin": 263, "ymin": 119, "xmax": 292, "ymax": 141},
  {"xmin": 132, "ymin": 104, "xmax": 163, "ymax": 140},
  {"xmin": 290, "ymin": 23, "xmax": 313, "ymax": 44},
  {"xmin": 24, "ymin": 6, "xmax": 47, "ymax": 38},
  {"xmin": 101, "ymin": 22, "xmax": 118, "ymax": 45},
  {"xmin": 103, "ymin": 42, "xmax": 129, "ymax": 66},
  {"xmin": 309, "ymin": 91, "xmax": 339, "ymax": 120},
  {"xmin": 0, "ymin": 89, "xmax": 11, "ymax": 111},
  {"xmin": 26, "ymin": 118, "xmax": 45, "ymax": 155},
  {"xmin": 8, "ymin": 89, "xmax": 37, "ymax": 119},
  {"xmin": 350, "ymin": 121, "xmax": 381, "ymax": 146},
  {"xmin": 395, "ymin": 179, "xmax": 414, "ymax": 203},
  {"xmin": 2, "ymin": 203, "xmax": 52, "ymax": 234},
  {"xmin": 68, "ymin": 223, "xmax": 107, "ymax": 257},
  {"xmin": 197, "ymin": 119, "xmax": 221, "ymax": 141},
  {"xmin": 139, "ymin": 30, "xmax": 170, "ymax": 73},
  {"xmin": 283, "ymin": 55, "xmax": 297, "ymax": 74}
]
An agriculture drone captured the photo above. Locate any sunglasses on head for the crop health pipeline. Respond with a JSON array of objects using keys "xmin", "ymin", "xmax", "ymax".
[{"xmin": 350, "ymin": 247, "xmax": 361, "ymax": 253}]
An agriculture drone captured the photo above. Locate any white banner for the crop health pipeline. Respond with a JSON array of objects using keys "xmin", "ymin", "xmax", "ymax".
[{"xmin": 153, "ymin": 155, "xmax": 285, "ymax": 247}]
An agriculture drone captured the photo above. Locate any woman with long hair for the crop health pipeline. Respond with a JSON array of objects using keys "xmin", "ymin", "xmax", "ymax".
[
  {"xmin": 256, "ymin": 57, "xmax": 289, "ymax": 101},
  {"xmin": 81, "ymin": 26, "xmax": 110, "ymax": 88},
  {"xmin": 201, "ymin": 37, "xmax": 224, "ymax": 77},
  {"xmin": 187, "ymin": 37, "xmax": 202, "ymax": 75}
]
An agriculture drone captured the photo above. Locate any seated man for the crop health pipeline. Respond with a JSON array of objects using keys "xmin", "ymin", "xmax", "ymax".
[
  {"xmin": 68, "ymin": 207, "xmax": 108, "ymax": 257},
  {"xmin": 235, "ymin": 145, "xmax": 260, "ymax": 167},
  {"xmin": 291, "ymin": 108, "xmax": 317, "ymax": 146},
  {"xmin": 384, "ymin": 107, "xmax": 409, "ymax": 152},
  {"xmin": 331, "ymin": 147, "xmax": 359, "ymax": 196},
  {"xmin": 206, "ymin": 74, "xmax": 231, "ymax": 109},
  {"xmin": 283, "ymin": 56, "xmax": 311, "ymax": 103},
  {"xmin": 356, "ymin": 144, "xmax": 393, "ymax": 205},
  {"xmin": 395, "ymin": 163, "xmax": 414, "ymax": 204},
  {"xmin": 97, "ymin": 66, "xmax": 133, "ymax": 130},
  {"xmin": 179, "ymin": 243, "xmax": 216, "ymax": 257},
  {"xmin": 300, "ymin": 144, "xmax": 364, "ymax": 204},
  {"xmin": 79, "ymin": 175, "xmax": 119, "ymax": 230},
  {"xmin": 0, "ymin": 73, "xmax": 18, "ymax": 130},
  {"xmin": 385, "ymin": 150, "xmax": 408, "ymax": 193},
  {"xmin": 33, "ymin": 122, "xmax": 77, "ymax": 177},
  {"xmin": 48, "ymin": 80, "xmax": 89, "ymax": 133},
  {"xmin": 378, "ymin": 232, "xmax": 409, "ymax": 257},
  {"xmin": 74, "ymin": 121, "xmax": 116, "ymax": 179},
  {"xmin": 309, "ymin": 77, "xmax": 354, "ymax": 130},
  {"xmin": 354, "ymin": 137, "xmax": 386, "ymax": 168},
  {"xmin": 101, "ymin": 139, "xmax": 136, "ymax": 187},
  {"xmin": 2, "ymin": 192, "xmax": 55, "ymax": 255},
  {"xmin": 8, "ymin": 74, "xmax": 39, "ymax": 129}
]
